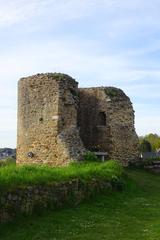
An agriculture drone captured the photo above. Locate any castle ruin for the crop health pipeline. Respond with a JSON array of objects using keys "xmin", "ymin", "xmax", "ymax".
[{"xmin": 17, "ymin": 73, "xmax": 139, "ymax": 166}]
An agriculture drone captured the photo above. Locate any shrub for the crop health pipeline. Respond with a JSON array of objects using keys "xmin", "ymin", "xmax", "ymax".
[
  {"xmin": 83, "ymin": 151, "xmax": 99, "ymax": 162},
  {"xmin": 139, "ymin": 139, "xmax": 152, "ymax": 153},
  {"xmin": 105, "ymin": 88, "xmax": 119, "ymax": 97}
]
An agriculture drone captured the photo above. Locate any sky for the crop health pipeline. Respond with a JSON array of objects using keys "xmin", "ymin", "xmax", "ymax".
[{"xmin": 0, "ymin": 0, "xmax": 160, "ymax": 147}]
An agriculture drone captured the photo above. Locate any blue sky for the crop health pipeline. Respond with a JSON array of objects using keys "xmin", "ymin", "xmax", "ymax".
[{"xmin": 0, "ymin": 0, "xmax": 160, "ymax": 147}]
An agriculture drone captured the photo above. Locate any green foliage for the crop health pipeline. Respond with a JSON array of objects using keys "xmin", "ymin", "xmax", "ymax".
[
  {"xmin": 52, "ymin": 73, "xmax": 72, "ymax": 81},
  {"xmin": 0, "ymin": 160, "xmax": 123, "ymax": 192},
  {"xmin": 2, "ymin": 169, "xmax": 160, "ymax": 239},
  {"xmin": 83, "ymin": 151, "xmax": 99, "ymax": 162},
  {"xmin": 104, "ymin": 88, "xmax": 119, "ymax": 97},
  {"xmin": 111, "ymin": 175, "xmax": 126, "ymax": 191},
  {"xmin": 139, "ymin": 133, "xmax": 160, "ymax": 151},
  {"xmin": 139, "ymin": 139, "xmax": 152, "ymax": 153}
]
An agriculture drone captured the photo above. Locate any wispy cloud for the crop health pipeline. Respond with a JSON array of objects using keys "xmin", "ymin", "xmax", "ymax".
[
  {"xmin": 0, "ymin": 0, "xmax": 160, "ymax": 146},
  {"xmin": 0, "ymin": 0, "xmax": 101, "ymax": 27},
  {"xmin": 0, "ymin": 0, "xmax": 43, "ymax": 26}
]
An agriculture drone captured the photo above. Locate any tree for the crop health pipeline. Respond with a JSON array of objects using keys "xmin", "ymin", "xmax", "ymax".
[
  {"xmin": 140, "ymin": 139, "xmax": 152, "ymax": 153},
  {"xmin": 145, "ymin": 134, "xmax": 160, "ymax": 151},
  {"xmin": 139, "ymin": 133, "xmax": 160, "ymax": 152}
]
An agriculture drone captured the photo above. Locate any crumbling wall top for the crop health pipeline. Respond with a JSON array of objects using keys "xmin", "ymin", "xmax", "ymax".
[
  {"xmin": 79, "ymin": 87, "xmax": 130, "ymax": 101},
  {"xmin": 19, "ymin": 73, "xmax": 78, "ymax": 84}
]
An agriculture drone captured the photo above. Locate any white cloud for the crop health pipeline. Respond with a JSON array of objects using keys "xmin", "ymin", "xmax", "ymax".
[
  {"xmin": 0, "ymin": 0, "xmax": 42, "ymax": 26},
  {"xmin": 0, "ymin": 38, "xmax": 128, "ymax": 81},
  {"xmin": 0, "ymin": 0, "xmax": 158, "ymax": 29},
  {"xmin": 0, "ymin": 0, "xmax": 160, "ymax": 146},
  {"xmin": 0, "ymin": 0, "xmax": 102, "ymax": 27}
]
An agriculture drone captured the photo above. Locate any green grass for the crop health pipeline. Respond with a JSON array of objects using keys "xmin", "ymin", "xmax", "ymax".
[
  {"xmin": 0, "ymin": 160, "xmax": 123, "ymax": 192},
  {"xmin": 0, "ymin": 168, "xmax": 160, "ymax": 239},
  {"xmin": 0, "ymin": 157, "xmax": 16, "ymax": 167}
]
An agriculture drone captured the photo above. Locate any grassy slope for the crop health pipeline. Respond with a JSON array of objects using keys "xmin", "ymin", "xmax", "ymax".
[
  {"xmin": 0, "ymin": 161, "xmax": 123, "ymax": 192},
  {"xmin": 1, "ymin": 169, "xmax": 160, "ymax": 239}
]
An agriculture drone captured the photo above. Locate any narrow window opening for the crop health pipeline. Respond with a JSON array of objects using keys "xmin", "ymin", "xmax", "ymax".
[{"xmin": 98, "ymin": 112, "xmax": 106, "ymax": 126}]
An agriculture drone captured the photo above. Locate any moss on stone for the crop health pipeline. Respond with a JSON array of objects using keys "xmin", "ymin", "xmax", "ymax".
[{"xmin": 104, "ymin": 88, "xmax": 120, "ymax": 98}]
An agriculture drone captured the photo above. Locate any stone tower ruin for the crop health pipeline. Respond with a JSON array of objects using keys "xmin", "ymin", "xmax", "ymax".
[{"xmin": 17, "ymin": 73, "xmax": 139, "ymax": 166}]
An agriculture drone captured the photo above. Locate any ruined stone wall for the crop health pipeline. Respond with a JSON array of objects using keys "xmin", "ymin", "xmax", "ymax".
[
  {"xmin": 17, "ymin": 72, "xmax": 139, "ymax": 166},
  {"xmin": 17, "ymin": 73, "xmax": 85, "ymax": 166},
  {"xmin": 78, "ymin": 87, "xmax": 139, "ymax": 165},
  {"xmin": 78, "ymin": 88, "xmax": 112, "ymax": 154},
  {"xmin": 0, "ymin": 179, "xmax": 114, "ymax": 223}
]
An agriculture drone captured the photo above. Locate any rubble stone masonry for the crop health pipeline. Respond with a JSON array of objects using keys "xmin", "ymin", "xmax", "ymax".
[
  {"xmin": 17, "ymin": 73, "xmax": 139, "ymax": 166},
  {"xmin": 78, "ymin": 87, "xmax": 139, "ymax": 165}
]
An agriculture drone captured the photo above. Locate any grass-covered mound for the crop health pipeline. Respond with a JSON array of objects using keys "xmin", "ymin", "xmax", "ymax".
[
  {"xmin": 1, "ymin": 169, "xmax": 160, "ymax": 239},
  {"xmin": 0, "ymin": 160, "xmax": 123, "ymax": 192}
]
